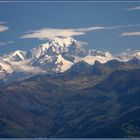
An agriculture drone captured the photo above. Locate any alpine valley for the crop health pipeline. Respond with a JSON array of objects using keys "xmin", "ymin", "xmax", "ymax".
[{"xmin": 0, "ymin": 37, "xmax": 140, "ymax": 138}]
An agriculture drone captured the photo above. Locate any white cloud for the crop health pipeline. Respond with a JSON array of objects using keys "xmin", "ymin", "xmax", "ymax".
[
  {"xmin": 0, "ymin": 22, "xmax": 9, "ymax": 32},
  {"xmin": 20, "ymin": 27, "xmax": 105, "ymax": 40},
  {"xmin": 0, "ymin": 42, "xmax": 6, "ymax": 46},
  {"xmin": 0, "ymin": 22, "xmax": 6, "ymax": 24},
  {"xmin": 76, "ymin": 40, "xmax": 88, "ymax": 47},
  {"xmin": 20, "ymin": 25, "xmax": 140, "ymax": 41},
  {"xmin": 121, "ymin": 32, "xmax": 140, "ymax": 36},
  {"xmin": 12, "ymin": 61, "xmax": 43, "ymax": 74},
  {"xmin": 127, "ymin": 6, "xmax": 140, "ymax": 11},
  {"xmin": 15, "ymin": 65, "xmax": 43, "ymax": 74},
  {"xmin": 0, "ymin": 41, "xmax": 14, "ymax": 47}
]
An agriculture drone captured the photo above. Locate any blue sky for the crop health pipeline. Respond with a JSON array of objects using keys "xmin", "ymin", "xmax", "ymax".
[{"xmin": 0, "ymin": 2, "xmax": 140, "ymax": 55}]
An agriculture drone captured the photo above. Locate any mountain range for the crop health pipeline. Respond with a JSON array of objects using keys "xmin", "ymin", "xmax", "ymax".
[
  {"xmin": 0, "ymin": 37, "xmax": 140, "ymax": 138},
  {"xmin": 0, "ymin": 37, "xmax": 140, "ymax": 83}
]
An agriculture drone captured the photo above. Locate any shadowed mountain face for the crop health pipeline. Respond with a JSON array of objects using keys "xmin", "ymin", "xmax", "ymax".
[{"xmin": 0, "ymin": 59, "xmax": 140, "ymax": 138}]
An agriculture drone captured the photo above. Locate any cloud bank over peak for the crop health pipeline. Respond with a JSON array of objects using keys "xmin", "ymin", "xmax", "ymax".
[
  {"xmin": 20, "ymin": 25, "xmax": 140, "ymax": 41},
  {"xmin": 20, "ymin": 27, "xmax": 105, "ymax": 40}
]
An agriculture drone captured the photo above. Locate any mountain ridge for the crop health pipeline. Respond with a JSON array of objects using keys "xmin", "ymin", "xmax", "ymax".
[
  {"xmin": 0, "ymin": 64, "xmax": 140, "ymax": 137},
  {"xmin": 0, "ymin": 37, "xmax": 140, "ymax": 83}
]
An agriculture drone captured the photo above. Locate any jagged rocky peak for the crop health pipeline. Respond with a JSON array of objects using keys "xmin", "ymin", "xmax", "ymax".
[
  {"xmin": 4, "ymin": 50, "xmax": 27, "ymax": 62},
  {"xmin": 128, "ymin": 56, "xmax": 140, "ymax": 65},
  {"xmin": 71, "ymin": 60, "xmax": 90, "ymax": 71},
  {"xmin": 93, "ymin": 60, "xmax": 102, "ymax": 67},
  {"xmin": 51, "ymin": 37, "xmax": 77, "ymax": 47},
  {"xmin": 115, "ymin": 50, "xmax": 140, "ymax": 62},
  {"xmin": 88, "ymin": 49, "xmax": 112, "ymax": 57},
  {"xmin": 30, "ymin": 37, "xmax": 79, "ymax": 59},
  {"xmin": 41, "ymin": 37, "xmax": 78, "ymax": 50}
]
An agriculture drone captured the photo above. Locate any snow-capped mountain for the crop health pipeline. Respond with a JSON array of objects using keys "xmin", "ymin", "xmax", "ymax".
[
  {"xmin": 0, "ymin": 37, "xmax": 140, "ymax": 82},
  {"xmin": 115, "ymin": 50, "xmax": 140, "ymax": 62},
  {"xmin": 4, "ymin": 50, "xmax": 27, "ymax": 62}
]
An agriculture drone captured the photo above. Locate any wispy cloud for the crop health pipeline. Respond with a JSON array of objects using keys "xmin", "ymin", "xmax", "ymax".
[
  {"xmin": 12, "ymin": 61, "xmax": 43, "ymax": 74},
  {"xmin": 0, "ymin": 41, "xmax": 14, "ymax": 47},
  {"xmin": 121, "ymin": 32, "xmax": 140, "ymax": 37},
  {"xmin": 20, "ymin": 25, "xmax": 140, "ymax": 40},
  {"xmin": 20, "ymin": 27, "xmax": 105, "ymax": 40},
  {"xmin": 0, "ymin": 22, "xmax": 6, "ymax": 24},
  {"xmin": 127, "ymin": 6, "xmax": 140, "ymax": 11},
  {"xmin": 0, "ymin": 22, "xmax": 9, "ymax": 32}
]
